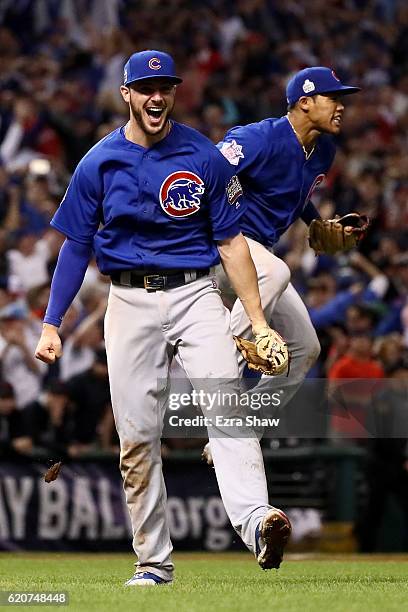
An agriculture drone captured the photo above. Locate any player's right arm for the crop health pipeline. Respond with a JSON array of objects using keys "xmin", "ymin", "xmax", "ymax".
[
  {"xmin": 35, "ymin": 157, "xmax": 102, "ymax": 364},
  {"xmin": 35, "ymin": 239, "xmax": 93, "ymax": 363},
  {"xmin": 217, "ymin": 232, "xmax": 268, "ymax": 335},
  {"xmin": 205, "ymin": 146, "xmax": 269, "ymax": 335}
]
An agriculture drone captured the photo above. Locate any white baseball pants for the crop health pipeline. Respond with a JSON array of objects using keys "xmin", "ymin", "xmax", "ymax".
[{"xmin": 104, "ymin": 273, "xmax": 272, "ymax": 581}]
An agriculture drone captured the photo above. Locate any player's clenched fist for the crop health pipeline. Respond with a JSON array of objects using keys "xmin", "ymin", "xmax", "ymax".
[{"xmin": 35, "ymin": 324, "xmax": 62, "ymax": 364}]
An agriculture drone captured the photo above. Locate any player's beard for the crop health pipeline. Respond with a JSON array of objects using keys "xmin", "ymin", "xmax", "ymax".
[{"xmin": 130, "ymin": 99, "xmax": 174, "ymax": 137}]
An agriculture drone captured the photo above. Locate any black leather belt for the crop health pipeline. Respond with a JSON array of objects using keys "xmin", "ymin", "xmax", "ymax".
[{"xmin": 111, "ymin": 268, "xmax": 210, "ymax": 292}]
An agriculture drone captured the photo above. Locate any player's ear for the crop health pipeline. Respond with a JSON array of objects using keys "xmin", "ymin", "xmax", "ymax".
[
  {"xmin": 120, "ymin": 85, "xmax": 130, "ymax": 103},
  {"xmin": 297, "ymin": 96, "xmax": 312, "ymax": 113}
]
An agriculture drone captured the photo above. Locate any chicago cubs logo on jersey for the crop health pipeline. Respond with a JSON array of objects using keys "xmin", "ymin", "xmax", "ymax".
[
  {"xmin": 160, "ymin": 171, "xmax": 205, "ymax": 217},
  {"xmin": 304, "ymin": 173, "xmax": 325, "ymax": 207}
]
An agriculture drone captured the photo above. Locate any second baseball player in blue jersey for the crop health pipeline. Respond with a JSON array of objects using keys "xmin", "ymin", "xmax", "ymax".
[
  {"xmin": 215, "ymin": 67, "xmax": 360, "ymax": 417},
  {"xmin": 220, "ymin": 116, "xmax": 335, "ymax": 246}
]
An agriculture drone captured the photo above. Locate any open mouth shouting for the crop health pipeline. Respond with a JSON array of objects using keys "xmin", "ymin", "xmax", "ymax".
[{"xmin": 145, "ymin": 106, "xmax": 166, "ymax": 127}]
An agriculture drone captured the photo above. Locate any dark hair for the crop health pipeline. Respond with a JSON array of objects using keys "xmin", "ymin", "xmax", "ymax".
[
  {"xmin": 329, "ymin": 322, "xmax": 348, "ymax": 335},
  {"xmin": 348, "ymin": 304, "xmax": 378, "ymax": 324},
  {"xmin": 385, "ymin": 356, "xmax": 408, "ymax": 376}
]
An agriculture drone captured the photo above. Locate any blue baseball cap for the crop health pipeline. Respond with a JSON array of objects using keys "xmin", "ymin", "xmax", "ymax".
[
  {"xmin": 123, "ymin": 50, "xmax": 183, "ymax": 86},
  {"xmin": 286, "ymin": 67, "xmax": 360, "ymax": 105}
]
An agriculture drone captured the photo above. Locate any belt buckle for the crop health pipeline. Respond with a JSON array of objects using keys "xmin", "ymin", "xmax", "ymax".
[{"xmin": 144, "ymin": 274, "xmax": 164, "ymax": 291}]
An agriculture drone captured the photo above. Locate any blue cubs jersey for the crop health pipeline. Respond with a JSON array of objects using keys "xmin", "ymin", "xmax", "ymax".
[
  {"xmin": 218, "ymin": 116, "xmax": 336, "ymax": 247},
  {"xmin": 51, "ymin": 122, "xmax": 245, "ymax": 274}
]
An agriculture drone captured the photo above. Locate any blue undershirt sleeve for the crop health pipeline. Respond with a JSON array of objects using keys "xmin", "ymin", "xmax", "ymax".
[
  {"xmin": 301, "ymin": 200, "xmax": 321, "ymax": 225},
  {"xmin": 43, "ymin": 238, "xmax": 93, "ymax": 327}
]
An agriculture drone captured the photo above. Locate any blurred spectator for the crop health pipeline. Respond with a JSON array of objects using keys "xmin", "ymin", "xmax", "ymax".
[
  {"xmin": 328, "ymin": 333, "xmax": 384, "ymax": 438},
  {"xmin": 80, "ymin": 259, "xmax": 110, "ymax": 296},
  {"xmin": 0, "ymin": 94, "xmax": 62, "ymax": 171},
  {"xmin": 23, "ymin": 379, "xmax": 74, "ymax": 458},
  {"xmin": 59, "ymin": 296, "xmax": 106, "ymax": 381},
  {"xmin": 329, "ymin": 334, "xmax": 384, "ymax": 381},
  {"xmin": 0, "ymin": 381, "xmax": 32, "ymax": 456},
  {"xmin": 66, "ymin": 348, "xmax": 111, "ymax": 456},
  {"xmin": 26, "ymin": 282, "xmax": 50, "ymax": 323},
  {"xmin": 6, "ymin": 229, "xmax": 61, "ymax": 292},
  {"xmin": 20, "ymin": 171, "xmax": 59, "ymax": 234},
  {"xmin": 0, "ymin": 306, "xmax": 46, "ymax": 408},
  {"xmin": 0, "ymin": 0, "xmax": 406, "ymax": 456},
  {"xmin": 375, "ymin": 333, "xmax": 406, "ymax": 373},
  {"xmin": 307, "ymin": 273, "xmax": 354, "ymax": 328},
  {"xmin": 96, "ymin": 28, "xmax": 131, "ymax": 119},
  {"xmin": 345, "ymin": 304, "xmax": 378, "ymax": 336},
  {"xmin": 355, "ymin": 359, "xmax": 408, "ymax": 552},
  {"xmin": 375, "ymin": 253, "xmax": 408, "ymax": 337},
  {"xmin": 323, "ymin": 323, "xmax": 349, "ymax": 376}
]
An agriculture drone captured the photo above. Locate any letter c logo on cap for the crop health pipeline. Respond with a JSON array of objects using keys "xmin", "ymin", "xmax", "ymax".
[{"xmin": 149, "ymin": 57, "xmax": 161, "ymax": 70}]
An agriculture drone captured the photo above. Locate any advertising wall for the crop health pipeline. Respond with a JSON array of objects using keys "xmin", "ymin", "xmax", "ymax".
[{"xmin": 0, "ymin": 460, "xmax": 238, "ymax": 552}]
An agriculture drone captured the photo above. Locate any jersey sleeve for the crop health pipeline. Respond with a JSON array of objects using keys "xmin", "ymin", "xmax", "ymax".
[
  {"xmin": 217, "ymin": 123, "xmax": 264, "ymax": 173},
  {"xmin": 50, "ymin": 159, "xmax": 102, "ymax": 244},
  {"xmin": 204, "ymin": 147, "xmax": 247, "ymax": 241},
  {"xmin": 43, "ymin": 238, "xmax": 93, "ymax": 327}
]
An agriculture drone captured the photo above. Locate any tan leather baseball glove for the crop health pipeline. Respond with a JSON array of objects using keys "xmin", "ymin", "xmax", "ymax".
[
  {"xmin": 234, "ymin": 329, "xmax": 289, "ymax": 376},
  {"xmin": 309, "ymin": 213, "xmax": 369, "ymax": 256}
]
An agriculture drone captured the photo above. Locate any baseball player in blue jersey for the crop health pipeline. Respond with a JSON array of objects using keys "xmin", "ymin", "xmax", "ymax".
[
  {"xmin": 34, "ymin": 51, "xmax": 291, "ymax": 586},
  {"xmin": 214, "ymin": 67, "xmax": 361, "ymax": 423}
]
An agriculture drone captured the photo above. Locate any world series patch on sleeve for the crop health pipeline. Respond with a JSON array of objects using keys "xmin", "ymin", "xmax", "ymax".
[{"xmin": 226, "ymin": 175, "xmax": 243, "ymax": 206}]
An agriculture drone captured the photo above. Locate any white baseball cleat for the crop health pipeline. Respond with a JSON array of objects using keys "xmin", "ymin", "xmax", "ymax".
[
  {"xmin": 255, "ymin": 508, "xmax": 292, "ymax": 570},
  {"xmin": 124, "ymin": 571, "xmax": 173, "ymax": 586}
]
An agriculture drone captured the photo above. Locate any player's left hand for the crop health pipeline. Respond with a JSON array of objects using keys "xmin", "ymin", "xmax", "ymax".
[
  {"xmin": 35, "ymin": 324, "xmax": 62, "ymax": 364},
  {"xmin": 254, "ymin": 327, "xmax": 289, "ymax": 369},
  {"xmin": 235, "ymin": 326, "xmax": 289, "ymax": 376}
]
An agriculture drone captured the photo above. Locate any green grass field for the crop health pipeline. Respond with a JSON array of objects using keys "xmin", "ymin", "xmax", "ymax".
[{"xmin": 0, "ymin": 553, "xmax": 407, "ymax": 612}]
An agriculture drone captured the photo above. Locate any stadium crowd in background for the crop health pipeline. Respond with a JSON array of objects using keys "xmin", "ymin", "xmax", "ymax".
[{"xmin": 0, "ymin": 0, "xmax": 407, "ymax": 459}]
